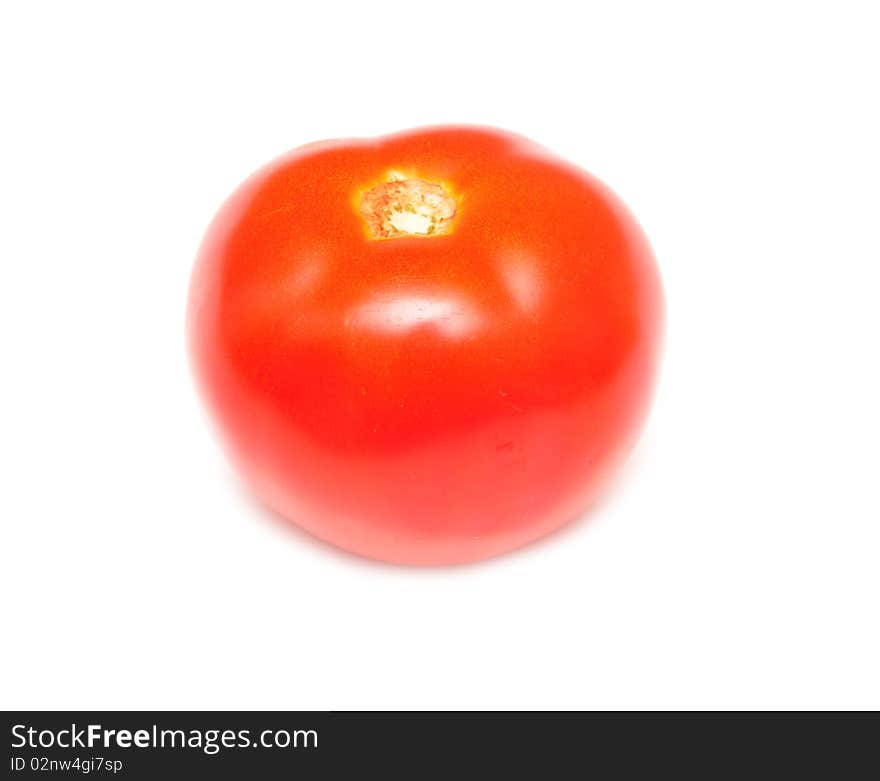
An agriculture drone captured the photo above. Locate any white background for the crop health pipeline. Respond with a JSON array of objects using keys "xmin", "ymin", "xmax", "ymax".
[{"xmin": 2, "ymin": 1, "xmax": 878, "ymax": 709}]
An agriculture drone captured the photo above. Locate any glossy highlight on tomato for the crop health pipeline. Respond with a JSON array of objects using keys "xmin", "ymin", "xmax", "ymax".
[{"xmin": 187, "ymin": 126, "xmax": 664, "ymax": 565}]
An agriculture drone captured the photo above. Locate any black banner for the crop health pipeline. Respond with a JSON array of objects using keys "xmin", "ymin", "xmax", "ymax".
[{"xmin": 3, "ymin": 712, "xmax": 877, "ymax": 777}]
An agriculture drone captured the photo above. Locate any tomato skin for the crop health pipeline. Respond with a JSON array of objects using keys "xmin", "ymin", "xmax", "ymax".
[{"xmin": 188, "ymin": 126, "xmax": 663, "ymax": 565}]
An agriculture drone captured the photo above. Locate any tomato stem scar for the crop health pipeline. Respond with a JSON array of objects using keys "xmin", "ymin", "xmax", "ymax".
[{"xmin": 360, "ymin": 175, "xmax": 456, "ymax": 239}]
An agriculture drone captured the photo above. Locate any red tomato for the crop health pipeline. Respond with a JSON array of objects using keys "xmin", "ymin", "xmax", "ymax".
[{"xmin": 188, "ymin": 126, "xmax": 663, "ymax": 565}]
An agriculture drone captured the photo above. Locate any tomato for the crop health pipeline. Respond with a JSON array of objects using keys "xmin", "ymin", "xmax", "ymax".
[{"xmin": 187, "ymin": 126, "xmax": 663, "ymax": 565}]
